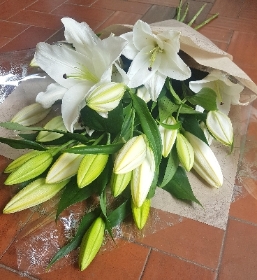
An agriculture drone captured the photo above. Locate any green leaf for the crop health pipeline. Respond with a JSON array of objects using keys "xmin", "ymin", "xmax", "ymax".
[
  {"xmin": 187, "ymin": 87, "xmax": 217, "ymax": 111},
  {"xmin": 181, "ymin": 115, "xmax": 208, "ymax": 144},
  {"xmin": 107, "ymin": 198, "xmax": 131, "ymax": 227},
  {"xmin": 48, "ymin": 208, "xmax": 101, "ymax": 268},
  {"xmin": 56, "ymin": 178, "xmax": 96, "ymax": 219},
  {"xmin": 0, "ymin": 136, "xmax": 46, "ymax": 150},
  {"xmin": 0, "ymin": 122, "xmax": 43, "ymax": 131},
  {"xmin": 120, "ymin": 104, "xmax": 135, "ymax": 141},
  {"xmin": 131, "ymin": 93, "xmax": 162, "ymax": 167},
  {"xmin": 160, "ymin": 147, "xmax": 179, "ymax": 188},
  {"xmin": 167, "ymin": 80, "xmax": 182, "ymax": 104},
  {"xmin": 64, "ymin": 143, "xmax": 124, "ymax": 154},
  {"xmin": 163, "ymin": 166, "xmax": 202, "ymax": 205},
  {"xmin": 159, "ymin": 121, "xmax": 181, "ymax": 130},
  {"xmin": 158, "ymin": 96, "xmax": 179, "ymax": 122},
  {"xmin": 80, "ymin": 102, "xmax": 123, "ymax": 134}
]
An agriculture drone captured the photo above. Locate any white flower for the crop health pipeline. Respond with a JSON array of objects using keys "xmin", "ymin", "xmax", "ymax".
[
  {"xmin": 189, "ymin": 70, "xmax": 245, "ymax": 115},
  {"xmin": 34, "ymin": 18, "xmax": 127, "ymax": 132},
  {"xmin": 131, "ymin": 146, "xmax": 155, "ymax": 207},
  {"xmin": 121, "ymin": 20, "xmax": 191, "ymax": 101}
]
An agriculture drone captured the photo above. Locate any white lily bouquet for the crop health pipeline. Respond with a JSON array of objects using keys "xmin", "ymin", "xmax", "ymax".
[{"xmin": 0, "ymin": 15, "xmax": 257, "ymax": 272}]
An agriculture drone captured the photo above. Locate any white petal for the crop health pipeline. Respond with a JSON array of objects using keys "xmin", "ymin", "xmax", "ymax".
[
  {"xmin": 159, "ymin": 41, "xmax": 191, "ymax": 80},
  {"xmin": 35, "ymin": 43, "xmax": 95, "ymax": 87},
  {"xmin": 144, "ymin": 71, "xmax": 166, "ymax": 101},
  {"xmin": 61, "ymin": 17, "xmax": 100, "ymax": 55},
  {"xmin": 158, "ymin": 30, "xmax": 181, "ymax": 53},
  {"xmin": 133, "ymin": 20, "xmax": 156, "ymax": 50},
  {"xmin": 112, "ymin": 62, "xmax": 130, "ymax": 85},
  {"xmin": 61, "ymin": 81, "xmax": 93, "ymax": 132},
  {"xmin": 36, "ymin": 83, "xmax": 67, "ymax": 108},
  {"xmin": 120, "ymin": 32, "xmax": 138, "ymax": 60},
  {"xmin": 131, "ymin": 147, "xmax": 155, "ymax": 207},
  {"xmin": 127, "ymin": 46, "xmax": 159, "ymax": 88}
]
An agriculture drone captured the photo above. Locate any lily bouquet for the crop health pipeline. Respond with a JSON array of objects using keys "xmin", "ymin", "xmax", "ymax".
[{"xmin": 0, "ymin": 15, "xmax": 257, "ymax": 272}]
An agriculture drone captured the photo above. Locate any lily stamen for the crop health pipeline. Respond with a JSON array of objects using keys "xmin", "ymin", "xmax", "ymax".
[{"xmin": 148, "ymin": 46, "xmax": 163, "ymax": 71}]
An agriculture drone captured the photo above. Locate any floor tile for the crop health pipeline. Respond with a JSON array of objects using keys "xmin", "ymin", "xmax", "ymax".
[
  {"xmin": 198, "ymin": 25, "xmax": 233, "ymax": 43},
  {"xmin": 227, "ymin": 31, "xmax": 257, "ymax": 70},
  {"xmin": 96, "ymin": 11, "xmax": 142, "ymax": 32},
  {"xmin": 137, "ymin": 217, "xmax": 224, "ymax": 269},
  {"xmin": 52, "ymin": 3, "xmax": 114, "ymax": 23},
  {"xmin": 8, "ymin": 10, "xmax": 63, "ymax": 30},
  {"xmin": 0, "ymin": 21, "xmax": 28, "ymax": 38},
  {"xmin": 218, "ymin": 218, "xmax": 257, "ymax": 280},
  {"xmin": 26, "ymin": 0, "xmax": 67, "ymax": 13},
  {"xmin": 239, "ymin": 0, "xmax": 257, "ymax": 20},
  {"xmin": 0, "ymin": 266, "xmax": 33, "ymax": 280},
  {"xmin": 140, "ymin": 5, "xmax": 176, "ymax": 24},
  {"xmin": 128, "ymin": 0, "xmax": 181, "ymax": 7},
  {"xmin": 210, "ymin": 0, "xmax": 244, "ymax": 18},
  {"xmin": 0, "ymin": 0, "xmax": 37, "ymax": 20},
  {"xmin": 142, "ymin": 250, "xmax": 216, "ymax": 280},
  {"xmin": 0, "ymin": 27, "xmax": 55, "ymax": 52},
  {"xmin": 91, "ymin": 0, "xmax": 151, "ymax": 15},
  {"xmin": 66, "ymin": 0, "xmax": 97, "ymax": 5}
]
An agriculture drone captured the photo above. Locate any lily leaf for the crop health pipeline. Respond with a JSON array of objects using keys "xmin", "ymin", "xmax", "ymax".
[
  {"xmin": 159, "ymin": 147, "xmax": 179, "ymax": 188},
  {"xmin": 64, "ymin": 143, "xmax": 124, "ymax": 154},
  {"xmin": 107, "ymin": 198, "xmax": 131, "ymax": 227},
  {"xmin": 187, "ymin": 87, "xmax": 217, "ymax": 111},
  {"xmin": 163, "ymin": 166, "xmax": 202, "ymax": 206},
  {"xmin": 158, "ymin": 96, "xmax": 179, "ymax": 122},
  {"xmin": 80, "ymin": 102, "xmax": 123, "ymax": 134},
  {"xmin": 0, "ymin": 136, "xmax": 46, "ymax": 150}
]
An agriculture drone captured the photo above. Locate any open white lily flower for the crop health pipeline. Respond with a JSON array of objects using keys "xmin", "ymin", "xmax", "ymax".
[
  {"xmin": 121, "ymin": 20, "xmax": 191, "ymax": 100},
  {"xmin": 34, "ymin": 18, "xmax": 127, "ymax": 132},
  {"xmin": 189, "ymin": 70, "xmax": 245, "ymax": 115}
]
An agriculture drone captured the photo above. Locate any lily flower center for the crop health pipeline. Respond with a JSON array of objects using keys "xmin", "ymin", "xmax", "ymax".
[
  {"xmin": 63, "ymin": 64, "xmax": 99, "ymax": 83},
  {"xmin": 148, "ymin": 46, "xmax": 163, "ymax": 71}
]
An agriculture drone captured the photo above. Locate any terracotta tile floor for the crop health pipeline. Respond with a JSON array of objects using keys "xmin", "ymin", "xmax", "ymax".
[{"xmin": 0, "ymin": 0, "xmax": 257, "ymax": 279}]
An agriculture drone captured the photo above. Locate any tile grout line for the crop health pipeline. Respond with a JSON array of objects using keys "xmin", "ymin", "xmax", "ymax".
[
  {"xmin": 139, "ymin": 247, "xmax": 152, "ymax": 279},
  {"xmin": 132, "ymin": 240, "xmax": 216, "ymax": 273},
  {"xmin": 229, "ymin": 215, "xmax": 257, "ymax": 228},
  {"xmin": 214, "ymin": 220, "xmax": 229, "ymax": 280},
  {"xmin": 0, "ymin": 263, "xmax": 39, "ymax": 280}
]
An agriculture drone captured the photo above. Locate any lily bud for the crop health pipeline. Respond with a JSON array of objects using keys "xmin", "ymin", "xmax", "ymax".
[
  {"xmin": 4, "ymin": 150, "xmax": 42, "ymax": 173},
  {"xmin": 159, "ymin": 116, "xmax": 178, "ymax": 158},
  {"xmin": 3, "ymin": 178, "xmax": 69, "ymax": 213},
  {"xmin": 184, "ymin": 132, "xmax": 223, "ymax": 188},
  {"xmin": 77, "ymin": 154, "xmax": 108, "ymax": 188},
  {"xmin": 113, "ymin": 135, "xmax": 147, "ymax": 174},
  {"xmin": 131, "ymin": 146, "xmax": 155, "ymax": 208},
  {"xmin": 46, "ymin": 151, "xmax": 84, "ymax": 184},
  {"xmin": 176, "ymin": 133, "xmax": 194, "ymax": 172},
  {"xmin": 5, "ymin": 151, "xmax": 53, "ymax": 185},
  {"xmin": 111, "ymin": 171, "xmax": 132, "ymax": 197},
  {"xmin": 11, "ymin": 102, "xmax": 51, "ymax": 126},
  {"xmin": 87, "ymin": 82, "xmax": 125, "ymax": 113},
  {"xmin": 36, "ymin": 116, "xmax": 67, "ymax": 142},
  {"xmin": 79, "ymin": 217, "xmax": 105, "ymax": 271},
  {"xmin": 206, "ymin": 110, "xmax": 233, "ymax": 146},
  {"xmin": 132, "ymin": 199, "xmax": 151, "ymax": 230}
]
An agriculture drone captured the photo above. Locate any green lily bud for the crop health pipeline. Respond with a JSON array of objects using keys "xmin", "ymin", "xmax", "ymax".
[
  {"xmin": 4, "ymin": 150, "xmax": 42, "ymax": 173},
  {"xmin": 132, "ymin": 199, "xmax": 151, "ymax": 230},
  {"xmin": 79, "ymin": 217, "xmax": 105, "ymax": 271},
  {"xmin": 46, "ymin": 151, "xmax": 84, "ymax": 184},
  {"xmin": 5, "ymin": 151, "xmax": 53, "ymax": 185},
  {"xmin": 3, "ymin": 178, "xmax": 69, "ymax": 213},
  {"xmin": 87, "ymin": 82, "xmax": 125, "ymax": 113},
  {"xmin": 131, "ymin": 147, "xmax": 155, "ymax": 208},
  {"xmin": 11, "ymin": 102, "xmax": 51, "ymax": 126},
  {"xmin": 206, "ymin": 110, "xmax": 233, "ymax": 146},
  {"xmin": 185, "ymin": 132, "xmax": 223, "ymax": 188},
  {"xmin": 159, "ymin": 116, "xmax": 178, "ymax": 158},
  {"xmin": 111, "ymin": 171, "xmax": 132, "ymax": 197},
  {"xmin": 36, "ymin": 116, "xmax": 67, "ymax": 142},
  {"xmin": 113, "ymin": 135, "xmax": 147, "ymax": 174},
  {"xmin": 176, "ymin": 133, "xmax": 194, "ymax": 172},
  {"xmin": 77, "ymin": 154, "xmax": 108, "ymax": 188}
]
